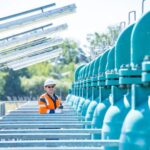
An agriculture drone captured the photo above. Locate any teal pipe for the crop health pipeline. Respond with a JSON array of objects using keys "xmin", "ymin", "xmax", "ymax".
[
  {"xmin": 88, "ymin": 60, "xmax": 95, "ymax": 100},
  {"xmin": 105, "ymin": 47, "xmax": 115, "ymax": 86},
  {"xmin": 102, "ymin": 24, "xmax": 134, "ymax": 150},
  {"xmin": 93, "ymin": 55, "xmax": 102, "ymax": 76},
  {"xmin": 131, "ymin": 12, "xmax": 150, "ymax": 67},
  {"xmin": 120, "ymin": 11, "xmax": 150, "ymax": 150},
  {"xmin": 73, "ymin": 65, "xmax": 85, "ymax": 110},
  {"xmin": 99, "ymin": 50, "xmax": 110, "ymax": 73},
  {"xmin": 77, "ymin": 65, "xmax": 88, "ymax": 114},
  {"xmin": 74, "ymin": 65, "xmax": 85, "ymax": 81},
  {"xmin": 85, "ymin": 56, "xmax": 102, "ymax": 128},
  {"xmin": 120, "ymin": 85, "xmax": 150, "ymax": 150},
  {"xmin": 77, "ymin": 63, "xmax": 90, "ymax": 117},
  {"xmin": 71, "ymin": 65, "xmax": 84, "ymax": 110},
  {"xmin": 105, "ymin": 47, "xmax": 115, "ymax": 71},
  {"xmin": 98, "ymin": 50, "xmax": 110, "ymax": 86},
  {"xmin": 81, "ymin": 62, "xmax": 93, "ymax": 118},
  {"xmin": 116, "ymin": 24, "xmax": 134, "ymax": 70},
  {"xmin": 71, "ymin": 65, "xmax": 85, "ymax": 109},
  {"xmin": 92, "ymin": 87, "xmax": 111, "ymax": 139},
  {"xmin": 102, "ymin": 86, "xmax": 130, "ymax": 136},
  {"xmin": 69, "ymin": 65, "xmax": 85, "ymax": 107},
  {"xmin": 91, "ymin": 49, "xmax": 111, "ymax": 139}
]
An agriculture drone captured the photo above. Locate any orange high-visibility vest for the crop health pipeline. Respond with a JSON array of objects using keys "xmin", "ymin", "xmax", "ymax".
[{"xmin": 38, "ymin": 93, "xmax": 61, "ymax": 114}]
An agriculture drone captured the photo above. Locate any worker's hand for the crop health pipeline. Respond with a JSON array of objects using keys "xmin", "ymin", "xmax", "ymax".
[
  {"xmin": 59, "ymin": 105, "xmax": 63, "ymax": 109},
  {"xmin": 55, "ymin": 108, "xmax": 62, "ymax": 113}
]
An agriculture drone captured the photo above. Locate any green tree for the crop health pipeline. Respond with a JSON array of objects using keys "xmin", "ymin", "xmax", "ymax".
[
  {"xmin": 20, "ymin": 75, "xmax": 47, "ymax": 97},
  {"xmin": 27, "ymin": 62, "xmax": 52, "ymax": 77},
  {"xmin": 0, "ymin": 72, "xmax": 8, "ymax": 99},
  {"xmin": 4, "ymin": 69, "xmax": 24, "ymax": 97},
  {"xmin": 86, "ymin": 25, "xmax": 121, "ymax": 58},
  {"xmin": 61, "ymin": 39, "xmax": 78, "ymax": 64}
]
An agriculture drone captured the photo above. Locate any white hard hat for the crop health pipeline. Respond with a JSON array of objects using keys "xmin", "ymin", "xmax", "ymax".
[{"xmin": 44, "ymin": 79, "xmax": 56, "ymax": 86}]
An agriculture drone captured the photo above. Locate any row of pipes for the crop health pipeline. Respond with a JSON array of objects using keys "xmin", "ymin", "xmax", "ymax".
[{"xmin": 66, "ymin": 10, "xmax": 150, "ymax": 150}]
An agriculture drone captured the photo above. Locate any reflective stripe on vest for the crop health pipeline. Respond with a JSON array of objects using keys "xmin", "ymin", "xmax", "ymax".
[
  {"xmin": 39, "ymin": 104, "xmax": 46, "ymax": 107},
  {"xmin": 44, "ymin": 96, "xmax": 50, "ymax": 106}
]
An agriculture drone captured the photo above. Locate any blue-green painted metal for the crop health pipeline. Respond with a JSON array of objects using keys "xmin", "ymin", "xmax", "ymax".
[
  {"xmin": 115, "ymin": 24, "xmax": 134, "ymax": 70},
  {"xmin": 72, "ymin": 65, "xmax": 85, "ymax": 109},
  {"xmin": 105, "ymin": 47, "xmax": 115, "ymax": 71},
  {"xmin": 91, "ymin": 87, "xmax": 111, "ymax": 139},
  {"xmin": 91, "ymin": 49, "xmax": 111, "ymax": 139},
  {"xmin": 102, "ymin": 24, "xmax": 135, "ymax": 150},
  {"xmin": 105, "ymin": 47, "xmax": 115, "ymax": 86},
  {"xmin": 67, "ymin": 64, "xmax": 84, "ymax": 107},
  {"xmin": 131, "ymin": 12, "xmax": 150, "ymax": 67},
  {"xmin": 81, "ymin": 99, "xmax": 90, "ymax": 119},
  {"xmin": 120, "ymin": 11, "xmax": 150, "ymax": 150},
  {"xmin": 76, "ymin": 65, "xmax": 88, "ymax": 114},
  {"xmin": 98, "ymin": 50, "xmax": 110, "ymax": 86},
  {"xmin": 85, "ymin": 60, "xmax": 98, "ymax": 124},
  {"xmin": 74, "ymin": 65, "xmax": 85, "ymax": 82},
  {"xmin": 92, "ymin": 55, "xmax": 102, "ymax": 86},
  {"xmin": 102, "ymin": 86, "xmax": 129, "ymax": 138},
  {"xmin": 75, "ymin": 66, "xmax": 86, "ymax": 111},
  {"xmin": 120, "ymin": 85, "xmax": 150, "ymax": 150},
  {"xmin": 117, "ymin": 24, "xmax": 140, "ymax": 85},
  {"xmin": 142, "ymin": 56, "xmax": 150, "ymax": 82},
  {"xmin": 81, "ymin": 62, "xmax": 93, "ymax": 118},
  {"xmin": 85, "ymin": 56, "xmax": 102, "ymax": 128}
]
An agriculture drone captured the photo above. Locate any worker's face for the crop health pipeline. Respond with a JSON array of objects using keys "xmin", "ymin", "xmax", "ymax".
[{"xmin": 44, "ymin": 84, "xmax": 55, "ymax": 95}]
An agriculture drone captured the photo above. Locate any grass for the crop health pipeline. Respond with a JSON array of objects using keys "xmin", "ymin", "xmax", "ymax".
[{"xmin": 4, "ymin": 101, "xmax": 26, "ymax": 114}]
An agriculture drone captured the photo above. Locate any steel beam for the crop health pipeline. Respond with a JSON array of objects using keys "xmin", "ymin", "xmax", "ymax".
[{"xmin": 0, "ymin": 4, "xmax": 76, "ymax": 32}]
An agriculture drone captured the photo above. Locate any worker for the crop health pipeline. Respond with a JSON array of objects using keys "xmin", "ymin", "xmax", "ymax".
[{"xmin": 38, "ymin": 79, "xmax": 63, "ymax": 114}]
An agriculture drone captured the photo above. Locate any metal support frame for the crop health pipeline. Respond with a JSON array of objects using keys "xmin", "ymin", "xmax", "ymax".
[
  {"xmin": 11, "ymin": 49, "xmax": 62, "ymax": 70},
  {"xmin": 0, "ymin": 4, "xmax": 76, "ymax": 32},
  {"xmin": 0, "ymin": 38, "xmax": 63, "ymax": 64},
  {"xmin": 0, "ymin": 23, "xmax": 68, "ymax": 53}
]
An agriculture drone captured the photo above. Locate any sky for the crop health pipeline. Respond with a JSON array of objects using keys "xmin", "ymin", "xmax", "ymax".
[{"xmin": 0, "ymin": 0, "xmax": 150, "ymax": 47}]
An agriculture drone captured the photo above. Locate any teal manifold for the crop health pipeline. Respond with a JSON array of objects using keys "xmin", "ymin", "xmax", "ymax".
[
  {"xmin": 120, "ymin": 11, "xmax": 150, "ymax": 150},
  {"xmin": 76, "ymin": 66, "xmax": 87, "ymax": 114},
  {"xmin": 120, "ymin": 85, "xmax": 150, "ymax": 150},
  {"xmin": 102, "ymin": 23, "xmax": 135, "ymax": 150},
  {"xmin": 72, "ymin": 65, "xmax": 84, "ymax": 110},
  {"xmin": 85, "ymin": 55, "xmax": 102, "ymax": 128},
  {"xmin": 67, "ymin": 65, "xmax": 83, "ymax": 106},
  {"xmin": 91, "ymin": 49, "xmax": 111, "ymax": 139},
  {"xmin": 76, "ymin": 65, "xmax": 88, "ymax": 114},
  {"xmin": 81, "ymin": 63, "xmax": 92, "ymax": 118}
]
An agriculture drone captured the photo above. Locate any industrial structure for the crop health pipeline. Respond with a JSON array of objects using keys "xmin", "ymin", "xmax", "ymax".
[{"xmin": 0, "ymin": 1, "xmax": 149, "ymax": 150}]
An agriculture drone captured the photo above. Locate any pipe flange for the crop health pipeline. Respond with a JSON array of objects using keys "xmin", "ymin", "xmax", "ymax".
[
  {"xmin": 106, "ymin": 72, "xmax": 119, "ymax": 86},
  {"xmin": 142, "ymin": 56, "xmax": 150, "ymax": 83},
  {"xmin": 97, "ymin": 74, "xmax": 106, "ymax": 86},
  {"xmin": 119, "ymin": 68, "xmax": 142, "ymax": 84}
]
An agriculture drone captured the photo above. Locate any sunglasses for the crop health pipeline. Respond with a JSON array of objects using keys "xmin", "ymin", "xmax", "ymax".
[{"xmin": 46, "ymin": 85, "xmax": 55, "ymax": 88}]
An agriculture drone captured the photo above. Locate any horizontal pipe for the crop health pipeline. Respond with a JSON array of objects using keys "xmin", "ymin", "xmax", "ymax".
[
  {"xmin": 0, "ymin": 4, "xmax": 76, "ymax": 32},
  {"xmin": 0, "ymin": 147, "xmax": 103, "ymax": 150},
  {"xmin": 0, "ymin": 140, "xmax": 119, "ymax": 147},
  {"xmin": 0, "ymin": 129, "xmax": 101, "ymax": 134},
  {"xmin": 0, "ymin": 124, "xmax": 84, "ymax": 129},
  {"xmin": 0, "ymin": 121, "xmax": 91, "ymax": 125},
  {"xmin": 0, "ymin": 3, "xmax": 56, "ymax": 21},
  {"xmin": 0, "ymin": 133, "xmax": 91, "ymax": 140},
  {"xmin": 1, "ymin": 116, "xmax": 84, "ymax": 121}
]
